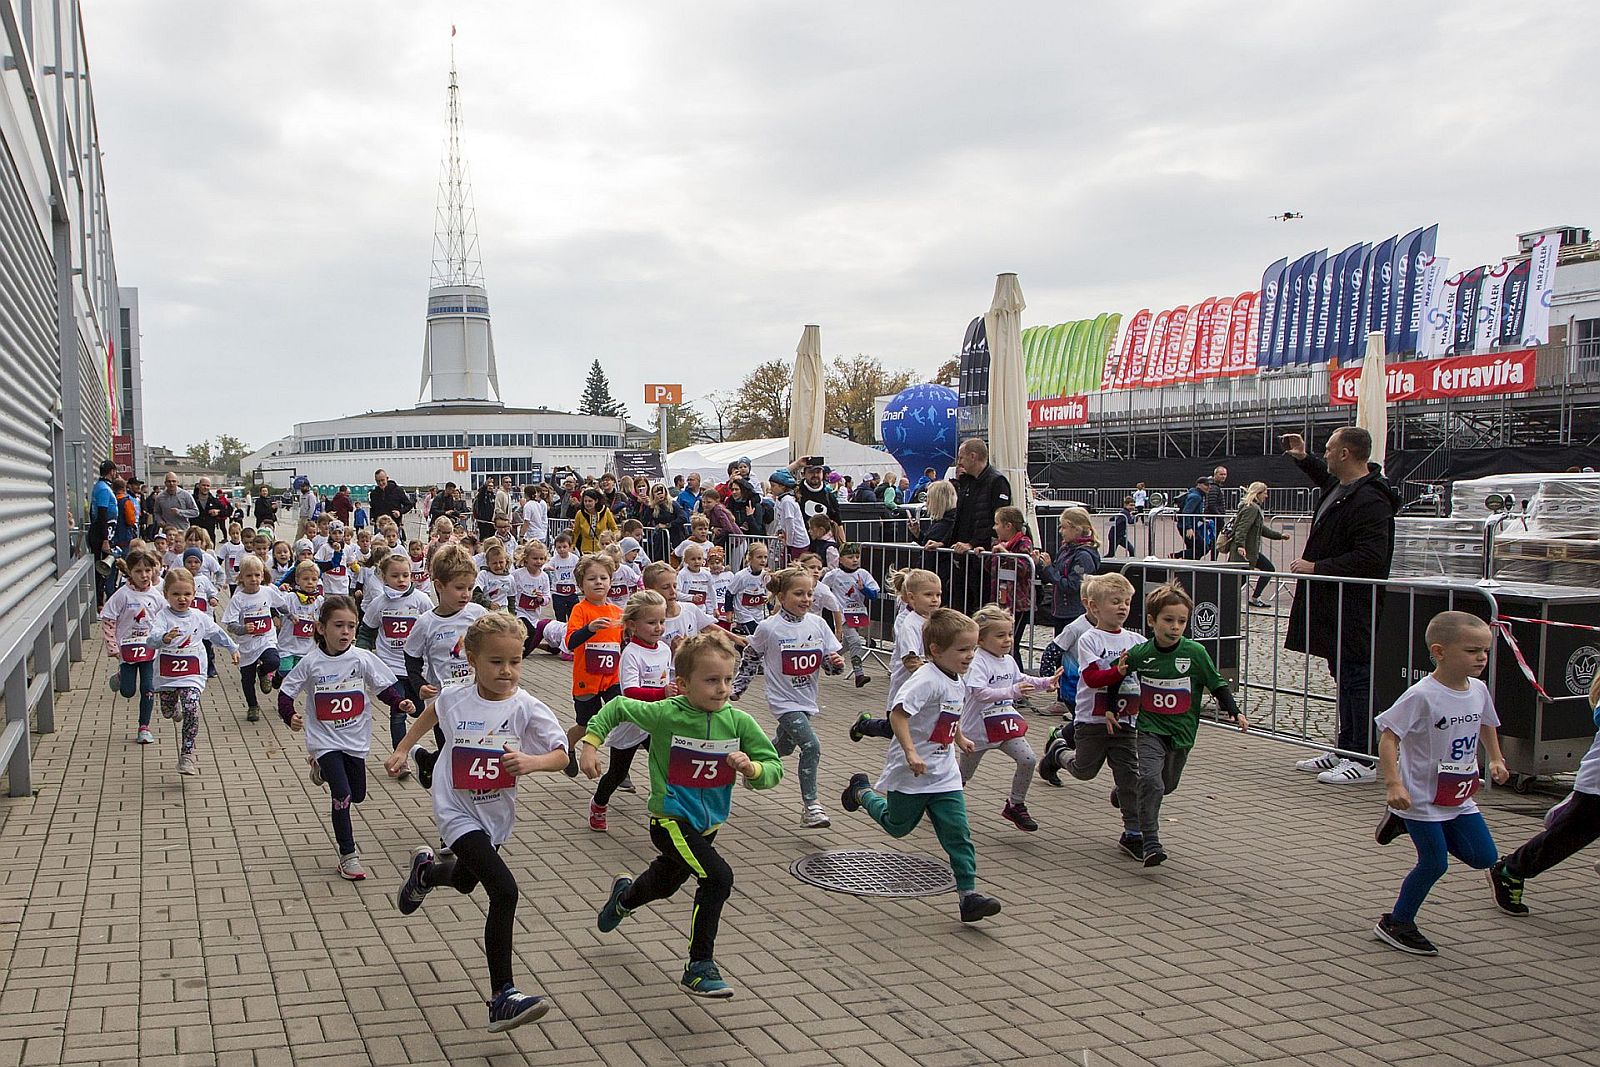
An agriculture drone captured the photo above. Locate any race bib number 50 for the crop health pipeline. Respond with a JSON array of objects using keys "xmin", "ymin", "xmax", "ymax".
[{"xmin": 667, "ymin": 736, "xmax": 738, "ymax": 788}]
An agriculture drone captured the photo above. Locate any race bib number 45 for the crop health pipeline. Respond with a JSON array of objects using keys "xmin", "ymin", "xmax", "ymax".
[
  {"xmin": 1140, "ymin": 676, "xmax": 1192, "ymax": 716},
  {"xmin": 452, "ymin": 745, "xmax": 513, "ymax": 791},
  {"xmin": 667, "ymin": 736, "xmax": 739, "ymax": 788}
]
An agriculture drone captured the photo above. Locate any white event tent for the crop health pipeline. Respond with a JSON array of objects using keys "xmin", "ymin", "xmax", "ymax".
[{"xmin": 666, "ymin": 437, "xmax": 902, "ymax": 486}]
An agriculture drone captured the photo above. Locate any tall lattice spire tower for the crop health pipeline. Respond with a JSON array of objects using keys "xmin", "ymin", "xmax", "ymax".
[{"xmin": 419, "ymin": 30, "xmax": 500, "ymax": 405}]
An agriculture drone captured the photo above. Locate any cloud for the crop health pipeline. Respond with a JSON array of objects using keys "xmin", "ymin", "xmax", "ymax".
[{"xmin": 87, "ymin": 0, "xmax": 1595, "ymax": 449}]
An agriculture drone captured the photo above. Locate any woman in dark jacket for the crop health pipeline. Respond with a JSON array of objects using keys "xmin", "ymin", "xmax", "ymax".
[
  {"xmin": 1228, "ymin": 480, "xmax": 1288, "ymax": 607},
  {"xmin": 253, "ymin": 486, "xmax": 278, "ymax": 529},
  {"xmin": 472, "ymin": 482, "xmax": 498, "ymax": 540}
]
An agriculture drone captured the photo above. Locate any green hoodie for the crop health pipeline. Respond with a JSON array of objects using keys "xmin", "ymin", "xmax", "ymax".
[{"xmin": 583, "ymin": 695, "xmax": 783, "ymax": 834}]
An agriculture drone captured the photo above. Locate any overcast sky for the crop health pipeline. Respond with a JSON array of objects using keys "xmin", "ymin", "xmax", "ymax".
[{"xmin": 90, "ymin": 1, "xmax": 1593, "ymax": 451}]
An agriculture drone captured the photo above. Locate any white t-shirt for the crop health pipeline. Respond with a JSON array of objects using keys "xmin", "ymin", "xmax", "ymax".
[
  {"xmin": 219, "ymin": 541, "xmax": 246, "ymax": 584},
  {"xmin": 474, "ymin": 569, "xmax": 515, "ymax": 611},
  {"xmin": 727, "ymin": 569, "xmax": 770, "ymax": 626},
  {"xmin": 710, "ymin": 570, "xmax": 734, "ymax": 615},
  {"xmin": 277, "ymin": 591, "xmax": 323, "ymax": 657},
  {"xmin": 1074, "ymin": 626, "xmax": 1143, "ymax": 727},
  {"xmin": 511, "ymin": 568, "xmax": 552, "ymax": 622},
  {"xmin": 608, "ymin": 562, "xmax": 642, "ymax": 609},
  {"xmin": 189, "ymin": 573, "xmax": 221, "ymax": 616},
  {"xmin": 161, "ymin": 548, "xmax": 184, "ymax": 573},
  {"xmin": 809, "ymin": 581, "xmax": 843, "ymax": 617},
  {"xmin": 747, "ymin": 610, "xmax": 841, "ymax": 718},
  {"xmin": 677, "ymin": 567, "xmax": 715, "ymax": 609},
  {"xmin": 545, "ymin": 553, "xmax": 580, "ymax": 598},
  {"xmin": 663, "ymin": 603, "xmax": 718, "ymax": 646},
  {"xmin": 877, "ymin": 662, "xmax": 965, "ymax": 795},
  {"xmin": 773, "ymin": 494, "xmax": 807, "ymax": 549},
  {"xmin": 887, "ymin": 611, "xmax": 928, "ymax": 712},
  {"xmin": 522, "ymin": 499, "xmax": 549, "ymax": 543},
  {"xmin": 222, "ymin": 586, "xmax": 292, "ymax": 667},
  {"xmin": 1572, "ymin": 724, "xmax": 1600, "ymax": 796},
  {"xmin": 361, "ymin": 586, "xmax": 435, "ymax": 672},
  {"xmin": 149, "ymin": 607, "xmax": 236, "ymax": 690},
  {"xmin": 1374, "ymin": 675, "xmax": 1501, "ymax": 822},
  {"xmin": 961, "ymin": 648, "xmax": 1031, "ymax": 751},
  {"xmin": 822, "ymin": 567, "xmax": 880, "ymax": 628},
  {"xmin": 281, "ymin": 647, "xmax": 397, "ymax": 759},
  {"xmin": 314, "ymin": 544, "xmax": 354, "ymax": 595},
  {"xmin": 1050, "ymin": 615, "xmax": 1096, "ymax": 659},
  {"xmin": 613, "ymin": 639, "xmax": 673, "ymax": 749},
  {"xmin": 409, "ymin": 553, "xmax": 431, "ymax": 593},
  {"xmin": 673, "ymin": 537, "xmax": 714, "ymax": 562},
  {"xmin": 99, "ymin": 584, "xmax": 164, "ymax": 664},
  {"xmin": 431, "ymin": 684, "xmax": 567, "ymax": 848},
  {"xmin": 403, "ymin": 604, "xmax": 488, "ymax": 691}
]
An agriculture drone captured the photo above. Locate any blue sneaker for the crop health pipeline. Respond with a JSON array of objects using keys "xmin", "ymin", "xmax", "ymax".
[
  {"xmin": 396, "ymin": 847, "xmax": 434, "ymax": 915},
  {"xmin": 596, "ymin": 876, "xmax": 633, "ymax": 933},
  {"xmin": 841, "ymin": 773, "xmax": 871, "ymax": 813},
  {"xmin": 681, "ymin": 959, "xmax": 734, "ymax": 999},
  {"xmin": 486, "ymin": 984, "xmax": 551, "ymax": 1033}
]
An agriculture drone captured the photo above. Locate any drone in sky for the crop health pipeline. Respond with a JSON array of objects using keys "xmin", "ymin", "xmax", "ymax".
[{"xmin": 1271, "ymin": 211, "xmax": 1304, "ymax": 222}]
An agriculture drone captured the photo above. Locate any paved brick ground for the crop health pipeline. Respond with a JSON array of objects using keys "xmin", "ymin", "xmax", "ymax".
[{"xmin": 3, "ymin": 630, "xmax": 1600, "ymax": 1066}]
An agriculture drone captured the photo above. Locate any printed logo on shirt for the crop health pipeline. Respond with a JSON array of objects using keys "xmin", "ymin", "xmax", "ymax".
[{"xmin": 1174, "ymin": 658, "xmax": 1191, "ymax": 673}]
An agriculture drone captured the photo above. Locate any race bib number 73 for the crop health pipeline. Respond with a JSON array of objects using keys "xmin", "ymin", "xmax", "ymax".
[{"xmin": 667, "ymin": 736, "xmax": 738, "ymax": 788}]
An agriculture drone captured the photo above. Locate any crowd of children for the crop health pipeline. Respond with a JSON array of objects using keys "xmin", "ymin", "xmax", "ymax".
[{"xmin": 91, "ymin": 474, "xmax": 1596, "ymax": 1035}]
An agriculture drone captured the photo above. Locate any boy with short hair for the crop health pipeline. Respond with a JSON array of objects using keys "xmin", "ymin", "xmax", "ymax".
[
  {"xmin": 842, "ymin": 607, "xmax": 1003, "ymax": 923},
  {"xmin": 820, "ymin": 542, "xmax": 880, "ymax": 688},
  {"xmin": 1372, "ymin": 611, "xmax": 1510, "ymax": 955}
]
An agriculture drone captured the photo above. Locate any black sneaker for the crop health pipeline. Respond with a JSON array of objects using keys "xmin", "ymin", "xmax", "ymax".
[
  {"xmin": 1142, "ymin": 846, "xmax": 1167, "ymax": 868},
  {"xmin": 564, "ymin": 748, "xmax": 580, "ymax": 778},
  {"xmin": 396, "ymin": 846, "xmax": 434, "ymax": 915},
  {"xmin": 841, "ymin": 773, "xmax": 871, "ymax": 813},
  {"xmin": 1117, "ymin": 832, "xmax": 1145, "ymax": 860},
  {"xmin": 246, "ymin": 705, "xmax": 260, "ymax": 723},
  {"xmin": 412, "ymin": 745, "xmax": 436, "ymax": 789},
  {"xmin": 486, "ymin": 984, "xmax": 551, "ymax": 1032},
  {"xmin": 1001, "ymin": 800, "xmax": 1037, "ymax": 832},
  {"xmin": 1038, "ymin": 738, "xmax": 1065, "ymax": 788},
  {"xmin": 959, "ymin": 893, "xmax": 1003, "ymax": 923},
  {"xmin": 1374, "ymin": 809, "xmax": 1406, "ymax": 846},
  {"xmin": 1373, "ymin": 913, "xmax": 1438, "ymax": 956},
  {"xmin": 597, "ymin": 875, "xmax": 634, "ymax": 933},
  {"xmin": 848, "ymin": 714, "xmax": 872, "ymax": 744},
  {"xmin": 854, "ymin": 673, "xmax": 870, "ymax": 688},
  {"xmin": 1487, "ymin": 862, "xmax": 1529, "ymax": 916}
]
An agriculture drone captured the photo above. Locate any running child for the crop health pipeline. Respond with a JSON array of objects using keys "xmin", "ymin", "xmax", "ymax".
[
  {"xmin": 1038, "ymin": 573, "xmax": 1146, "ymax": 858},
  {"xmin": 676, "ymin": 543, "xmax": 715, "ymax": 610},
  {"xmin": 148, "ymin": 567, "xmax": 239, "ymax": 776},
  {"xmin": 279, "ymin": 594, "xmax": 414, "ymax": 880},
  {"xmin": 402, "ymin": 544, "xmax": 489, "ymax": 786},
  {"xmin": 473, "ymin": 541, "xmax": 515, "ymax": 612},
  {"xmin": 605, "ymin": 543, "xmax": 641, "ymax": 610},
  {"xmin": 314, "ymin": 526, "xmax": 354, "ymax": 596},
  {"xmin": 803, "ymin": 513, "xmax": 839, "ymax": 570},
  {"xmin": 589, "ymin": 590, "xmax": 672, "ymax": 831},
  {"xmin": 705, "ymin": 546, "xmax": 733, "ymax": 626},
  {"xmin": 1371, "ymin": 611, "xmax": 1509, "ymax": 955},
  {"xmin": 1487, "ymin": 670, "xmax": 1600, "ymax": 916},
  {"xmin": 673, "ymin": 514, "xmax": 714, "ymax": 562},
  {"xmin": 157, "ymin": 529, "xmax": 182, "ymax": 573},
  {"xmin": 546, "ymin": 532, "xmax": 580, "ymax": 623},
  {"xmin": 407, "ymin": 539, "xmax": 431, "ymax": 597},
  {"xmin": 644, "ymin": 561, "xmax": 721, "ymax": 648},
  {"xmin": 731, "ymin": 566, "xmax": 845, "ymax": 828},
  {"xmin": 269, "ymin": 539, "xmax": 295, "ymax": 586},
  {"xmin": 274, "ymin": 560, "xmax": 324, "ymax": 687},
  {"xmin": 795, "ymin": 554, "xmax": 845, "ymax": 649},
  {"xmin": 850, "ymin": 567, "xmax": 941, "ymax": 743},
  {"xmin": 960, "ymin": 605, "xmax": 1058, "ymax": 832},
  {"xmin": 390, "ymin": 612, "xmax": 569, "ymax": 1033},
  {"xmin": 820, "ymin": 542, "xmax": 880, "ymax": 687},
  {"xmin": 219, "ymin": 523, "xmax": 246, "ymax": 593},
  {"xmin": 561, "ymin": 553, "xmax": 623, "ymax": 773},
  {"xmin": 1086, "ymin": 583, "xmax": 1247, "ymax": 868},
  {"xmin": 726, "ymin": 542, "xmax": 771, "ymax": 636},
  {"xmin": 100, "ymin": 546, "xmax": 164, "ymax": 744},
  {"xmin": 581, "ymin": 629, "xmax": 783, "ymax": 999},
  {"xmin": 512, "ymin": 541, "xmax": 556, "ymax": 655},
  {"xmin": 841, "ymin": 608, "xmax": 1003, "ymax": 922},
  {"xmin": 221, "ymin": 556, "xmax": 290, "ymax": 723},
  {"xmin": 359, "ymin": 552, "xmax": 434, "ymax": 752}
]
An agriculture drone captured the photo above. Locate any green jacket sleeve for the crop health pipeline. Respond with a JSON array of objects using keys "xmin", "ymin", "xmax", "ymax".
[
  {"xmin": 1191, "ymin": 642, "xmax": 1227, "ymax": 693},
  {"xmin": 583, "ymin": 694, "xmax": 657, "ymax": 747},
  {"xmin": 734, "ymin": 709, "xmax": 784, "ymax": 790}
]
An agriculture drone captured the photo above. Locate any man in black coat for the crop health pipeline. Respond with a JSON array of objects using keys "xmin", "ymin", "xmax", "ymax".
[
  {"xmin": 369, "ymin": 468, "xmax": 413, "ymax": 529},
  {"xmin": 931, "ymin": 438, "xmax": 1014, "ymax": 613},
  {"xmin": 1282, "ymin": 428, "xmax": 1400, "ymax": 784}
]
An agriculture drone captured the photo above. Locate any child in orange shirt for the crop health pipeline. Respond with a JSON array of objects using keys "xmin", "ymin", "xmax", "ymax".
[{"xmin": 562, "ymin": 553, "xmax": 623, "ymax": 775}]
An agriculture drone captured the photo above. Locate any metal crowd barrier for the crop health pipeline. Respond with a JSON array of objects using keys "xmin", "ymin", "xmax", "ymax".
[
  {"xmin": 1109, "ymin": 509, "xmax": 1312, "ymax": 570},
  {"xmin": 2, "ymin": 555, "xmax": 96, "ymax": 798}
]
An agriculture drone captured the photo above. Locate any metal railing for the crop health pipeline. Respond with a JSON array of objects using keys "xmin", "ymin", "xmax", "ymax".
[{"xmin": 2, "ymin": 555, "xmax": 95, "ymax": 798}]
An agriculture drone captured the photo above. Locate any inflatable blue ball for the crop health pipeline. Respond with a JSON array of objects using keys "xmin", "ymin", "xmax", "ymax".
[{"xmin": 880, "ymin": 384, "xmax": 959, "ymax": 494}]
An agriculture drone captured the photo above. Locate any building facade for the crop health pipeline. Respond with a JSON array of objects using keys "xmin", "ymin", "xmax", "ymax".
[
  {"xmin": 0, "ymin": 1, "xmax": 129, "ymax": 616},
  {"xmin": 116, "ymin": 286, "xmax": 144, "ymax": 479}
]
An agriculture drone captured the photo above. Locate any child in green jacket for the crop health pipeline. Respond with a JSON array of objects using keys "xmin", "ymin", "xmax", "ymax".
[{"xmin": 579, "ymin": 628, "xmax": 782, "ymax": 1000}]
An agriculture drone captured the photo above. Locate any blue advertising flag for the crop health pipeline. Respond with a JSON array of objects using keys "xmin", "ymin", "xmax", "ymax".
[
  {"xmin": 1387, "ymin": 228, "xmax": 1423, "ymax": 355},
  {"xmin": 1367, "ymin": 235, "xmax": 1398, "ymax": 341},
  {"xmin": 1258, "ymin": 257, "xmax": 1287, "ymax": 367},
  {"xmin": 1451, "ymin": 266, "xmax": 1485, "ymax": 355},
  {"xmin": 1326, "ymin": 244, "xmax": 1356, "ymax": 361},
  {"xmin": 1347, "ymin": 243, "xmax": 1371, "ymax": 361},
  {"xmin": 1294, "ymin": 250, "xmax": 1325, "ymax": 366},
  {"xmin": 1312, "ymin": 252, "xmax": 1335, "ymax": 364},
  {"xmin": 1283, "ymin": 252, "xmax": 1313, "ymax": 367},
  {"xmin": 1271, "ymin": 256, "xmax": 1294, "ymax": 368},
  {"xmin": 1499, "ymin": 259, "xmax": 1531, "ymax": 346},
  {"xmin": 1401, "ymin": 224, "xmax": 1438, "ymax": 352}
]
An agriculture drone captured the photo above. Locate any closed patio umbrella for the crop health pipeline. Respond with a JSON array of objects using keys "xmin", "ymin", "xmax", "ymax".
[
  {"xmin": 984, "ymin": 274, "xmax": 1035, "ymax": 534},
  {"xmin": 1356, "ymin": 330, "xmax": 1388, "ymax": 470},
  {"xmin": 789, "ymin": 324, "xmax": 826, "ymax": 465}
]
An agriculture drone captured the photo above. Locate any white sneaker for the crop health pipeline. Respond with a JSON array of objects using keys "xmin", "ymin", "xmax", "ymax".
[
  {"xmin": 1317, "ymin": 759, "xmax": 1377, "ymax": 784},
  {"xmin": 337, "ymin": 851, "xmax": 366, "ymax": 881},
  {"xmin": 176, "ymin": 753, "xmax": 198, "ymax": 776},
  {"xmin": 1295, "ymin": 751, "xmax": 1341, "ymax": 773},
  {"xmin": 801, "ymin": 804, "xmax": 831, "ymax": 828}
]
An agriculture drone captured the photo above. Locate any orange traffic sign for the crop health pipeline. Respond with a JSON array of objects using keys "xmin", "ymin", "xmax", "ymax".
[{"xmin": 644, "ymin": 383, "xmax": 682, "ymax": 406}]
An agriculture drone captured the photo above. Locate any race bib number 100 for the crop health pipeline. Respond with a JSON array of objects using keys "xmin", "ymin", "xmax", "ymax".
[{"xmin": 780, "ymin": 648, "xmax": 821, "ymax": 677}]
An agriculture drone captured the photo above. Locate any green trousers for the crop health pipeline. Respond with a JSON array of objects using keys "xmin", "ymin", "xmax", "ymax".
[{"xmin": 861, "ymin": 788, "xmax": 977, "ymax": 892}]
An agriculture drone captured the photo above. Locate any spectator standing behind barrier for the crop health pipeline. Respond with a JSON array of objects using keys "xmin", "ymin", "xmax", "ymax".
[
  {"xmin": 928, "ymin": 440, "xmax": 1012, "ymax": 613},
  {"xmin": 1228, "ymin": 481, "xmax": 1287, "ymax": 607},
  {"xmin": 1033, "ymin": 507, "xmax": 1100, "ymax": 634},
  {"xmin": 1132, "ymin": 482, "xmax": 1148, "ymax": 520},
  {"xmin": 907, "ymin": 480, "xmax": 956, "ymax": 547},
  {"xmin": 1177, "ymin": 475, "xmax": 1211, "ymax": 560},
  {"xmin": 1106, "ymin": 497, "xmax": 1137, "ymax": 558},
  {"xmin": 1282, "ymin": 428, "xmax": 1400, "ymax": 785},
  {"xmin": 1205, "ymin": 466, "xmax": 1228, "ymax": 559}
]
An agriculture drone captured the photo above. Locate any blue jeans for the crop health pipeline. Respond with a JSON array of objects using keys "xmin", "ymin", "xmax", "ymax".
[
  {"xmin": 1392, "ymin": 812, "xmax": 1498, "ymax": 923},
  {"xmin": 118, "ymin": 660, "xmax": 155, "ymax": 726}
]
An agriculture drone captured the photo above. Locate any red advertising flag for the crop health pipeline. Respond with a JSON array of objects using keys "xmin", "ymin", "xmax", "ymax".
[
  {"xmin": 1028, "ymin": 395, "xmax": 1089, "ymax": 427},
  {"xmin": 1207, "ymin": 295, "xmax": 1234, "ymax": 378},
  {"xmin": 1161, "ymin": 306, "xmax": 1189, "ymax": 385},
  {"xmin": 1329, "ymin": 349, "xmax": 1536, "ymax": 405},
  {"xmin": 1175, "ymin": 303, "xmax": 1205, "ymax": 383},
  {"xmin": 1117, "ymin": 309, "xmax": 1152, "ymax": 389},
  {"xmin": 1230, "ymin": 291, "xmax": 1258, "ymax": 376},
  {"xmin": 1142, "ymin": 310, "xmax": 1171, "ymax": 388}
]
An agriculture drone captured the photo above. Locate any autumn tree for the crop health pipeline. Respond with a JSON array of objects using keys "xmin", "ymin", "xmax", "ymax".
[
  {"xmin": 933, "ymin": 357, "xmax": 960, "ymax": 387},
  {"xmin": 826, "ymin": 354, "xmax": 914, "ymax": 442},
  {"xmin": 650, "ymin": 403, "xmax": 705, "ymax": 453},
  {"xmin": 729, "ymin": 360, "xmax": 792, "ymax": 440}
]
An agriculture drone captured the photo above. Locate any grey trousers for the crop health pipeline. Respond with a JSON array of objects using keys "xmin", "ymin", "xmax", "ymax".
[
  {"xmin": 1136, "ymin": 731, "xmax": 1190, "ymax": 852},
  {"xmin": 1066, "ymin": 722, "xmax": 1141, "ymax": 833},
  {"xmin": 839, "ymin": 625, "xmax": 866, "ymax": 674},
  {"xmin": 958, "ymin": 737, "xmax": 1037, "ymax": 804}
]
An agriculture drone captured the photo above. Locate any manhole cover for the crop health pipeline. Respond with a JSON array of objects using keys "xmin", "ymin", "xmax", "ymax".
[{"xmin": 790, "ymin": 850, "xmax": 956, "ymax": 898}]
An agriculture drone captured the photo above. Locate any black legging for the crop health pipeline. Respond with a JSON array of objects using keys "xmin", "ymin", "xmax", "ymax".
[
  {"xmin": 426, "ymin": 830, "xmax": 520, "ymax": 991},
  {"xmin": 239, "ymin": 649, "xmax": 281, "ymax": 710},
  {"xmin": 316, "ymin": 750, "xmax": 368, "ymax": 855},
  {"xmin": 620, "ymin": 819, "xmax": 732, "ymax": 962},
  {"xmin": 593, "ymin": 739, "xmax": 647, "ymax": 807},
  {"xmin": 1245, "ymin": 553, "xmax": 1275, "ymax": 598},
  {"xmin": 1504, "ymin": 791, "xmax": 1600, "ymax": 881}
]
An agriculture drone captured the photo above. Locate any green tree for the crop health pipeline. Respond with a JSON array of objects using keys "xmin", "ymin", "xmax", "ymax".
[
  {"xmin": 826, "ymin": 354, "xmax": 914, "ymax": 442},
  {"xmin": 729, "ymin": 360, "xmax": 792, "ymax": 440},
  {"xmin": 186, "ymin": 440, "xmax": 214, "ymax": 468},
  {"xmin": 213, "ymin": 434, "xmax": 251, "ymax": 479},
  {"xmin": 650, "ymin": 403, "xmax": 704, "ymax": 453},
  {"xmin": 933, "ymin": 357, "xmax": 960, "ymax": 387},
  {"xmin": 578, "ymin": 359, "xmax": 628, "ymax": 419}
]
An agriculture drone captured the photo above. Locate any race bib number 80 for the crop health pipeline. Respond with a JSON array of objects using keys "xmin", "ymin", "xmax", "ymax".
[{"xmin": 1140, "ymin": 677, "xmax": 1192, "ymax": 716}]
